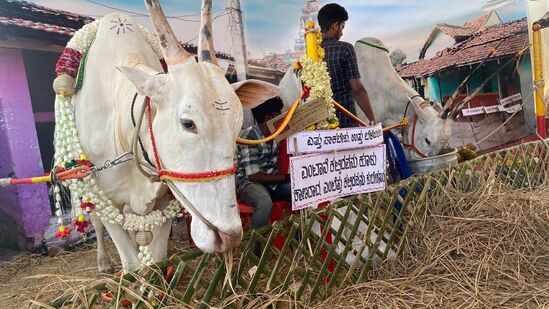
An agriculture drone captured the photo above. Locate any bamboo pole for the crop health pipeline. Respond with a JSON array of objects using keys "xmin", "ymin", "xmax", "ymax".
[{"xmin": 532, "ymin": 22, "xmax": 547, "ymax": 138}]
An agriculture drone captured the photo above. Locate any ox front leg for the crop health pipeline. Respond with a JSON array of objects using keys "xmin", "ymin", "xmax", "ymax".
[
  {"xmin": 101, "ymin": 220, "xmax": 141, "ymax": 272},
  {"xmin": 90, "ymin": 212, "xmax": 113, "ymax": 274}
]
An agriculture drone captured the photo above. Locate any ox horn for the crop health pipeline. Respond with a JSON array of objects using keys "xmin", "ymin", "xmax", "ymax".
[
  {"xmin": 144, "ymin": 0, "xmax": 192, "ymax": 66},
  {"xmin": 198, "ymin": 0, "xmax": 218, "ymax": 65}
]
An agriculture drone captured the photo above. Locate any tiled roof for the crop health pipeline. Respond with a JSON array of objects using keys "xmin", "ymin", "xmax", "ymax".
[
  {"xmin": 180, "ymin": 43, "xmax": 235, "ymax": 61},
  {"xmin": 399, "ymin": 19, "xmax": 528, "ymax": 79},
  {"xmin": 0, "ymin": 0, "xmax": 93, "ymax": 28},
  {"xmin": 435, "ymin": 23, "xmax": 476, "ymax": 39},
  {"xmin": 418, "ymin": 11, "xmax": 500, "ymax": 59},
  {"xmin": 249, "ymin": 56, "xmax": 291, "ymax": 72},
  {"xmin": 0, "ymin": 16, "xmax": 77, "ymax": 36},
  {"xmin": 0, "ymin": 0, "xmax": 93, "ymax": 42}
]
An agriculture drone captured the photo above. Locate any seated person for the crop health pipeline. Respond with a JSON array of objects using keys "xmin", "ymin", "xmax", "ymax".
[{"xmin": 235, "ymin": 96, "xmax": 291, "ymax": 231}]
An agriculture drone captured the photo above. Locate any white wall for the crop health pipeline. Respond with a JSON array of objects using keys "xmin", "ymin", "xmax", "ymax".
[
  {"xmin": 424, "ymin": 32, "xmax": 456, "ymax": 60},
  {"xmin": 485, "ymin": 11, "xmax": 502, "ymax": 27}
]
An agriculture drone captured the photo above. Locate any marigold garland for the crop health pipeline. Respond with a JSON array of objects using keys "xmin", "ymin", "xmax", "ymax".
[{"xmin": 294, "ymin": 21, "xmax": 339, "ymax": 131}]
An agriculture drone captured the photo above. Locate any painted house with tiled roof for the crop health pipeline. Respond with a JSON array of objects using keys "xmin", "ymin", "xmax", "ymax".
[
  {"xmin": 398, "ymin": 18, "xmax": 530, "ymax": 112},
  {"xmin": 398, "ymin": 17, "xmax": 534, "ymax": 153}
]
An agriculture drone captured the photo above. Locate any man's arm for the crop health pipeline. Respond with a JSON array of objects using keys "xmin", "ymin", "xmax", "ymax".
[
  {"xmin": 248, "ymin": 172, "xmax": 289, "ymax": 185},
  {"xmin": 349, "ymin": 78, "xmax": 376, "ymax": 124}
]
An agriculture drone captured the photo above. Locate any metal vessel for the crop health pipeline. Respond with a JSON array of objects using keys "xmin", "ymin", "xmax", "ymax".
[{"xmin": 408, "ymin": 148, "xmax": 458, "ymax": 175}]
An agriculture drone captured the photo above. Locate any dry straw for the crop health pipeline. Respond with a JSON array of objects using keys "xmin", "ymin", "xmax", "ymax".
[{"xmin": 315, "ymin": 174, "xmax": 549, "ymax": 309}]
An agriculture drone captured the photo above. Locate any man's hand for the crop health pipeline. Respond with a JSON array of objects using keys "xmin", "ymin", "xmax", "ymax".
[{"xmin": 349, "ymin": 78, "xmax": 377, "ymax": 124}]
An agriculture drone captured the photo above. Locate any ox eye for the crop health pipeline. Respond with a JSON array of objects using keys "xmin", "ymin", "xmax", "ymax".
[
  {"xmin": 181, "ymin": 119, "xmax": 197, "ymax": 133},
  {"xmin": 425, "ymin": 138, "xmax": 431, "ymax": 146}
]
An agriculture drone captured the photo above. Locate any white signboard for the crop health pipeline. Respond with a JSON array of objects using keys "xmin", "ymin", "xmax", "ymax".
[
  {"xmin": 290, "ymin": 145, "xmax": 386, "ymax": 210},
  {"xmin": 461, "ymin": 106, "xmax": 485, "ymax": 116},
  {"xmin": 500, "ymin": 93, "xmax": 522, "ymax": 106},
  {"xmin": 484, "ymin": 105, "xmax": 500, "ymax": 114},
  {"xmin": 287, "ymin": 123, "xmax": 383, "ymax": 154},
  {"xmin": 504, "ymin": 104, "xmax": 523, "ymax": 113},
  {"xmin": 461, "ymin": 103, "xmax": 523, "ymax": 116}
]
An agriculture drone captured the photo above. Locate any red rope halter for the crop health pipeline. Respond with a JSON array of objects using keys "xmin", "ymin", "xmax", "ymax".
[
  {"xmin": 145, "ymin": 97, "xmax": 236, "ymax": 182},
  {"xmin": 402, "ymin": 116, "xmax": 428, "ymax": 159}
]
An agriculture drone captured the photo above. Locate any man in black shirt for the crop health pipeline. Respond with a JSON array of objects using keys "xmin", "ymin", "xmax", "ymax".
[{"xmin": 318, "ymin": 3, "xmax": 377, "ymax": 128}]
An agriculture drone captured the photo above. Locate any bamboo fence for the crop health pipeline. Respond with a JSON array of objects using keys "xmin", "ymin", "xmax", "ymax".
[{"xmin": 49, "ymin": 139, "xmax": 548, "ymax": 308}]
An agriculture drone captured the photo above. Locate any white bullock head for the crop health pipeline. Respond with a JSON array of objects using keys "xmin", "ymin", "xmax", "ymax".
[
  {"xmin": 407, "ymin": 96, "xmax": 453, "ymax": 159},
  {"xmin": 353, "ymin": 37, "xmax": 453, "ymax": 160},
  {"xmin": 118, "ymin": 0, "xmax": 278, "ymax": 252}
]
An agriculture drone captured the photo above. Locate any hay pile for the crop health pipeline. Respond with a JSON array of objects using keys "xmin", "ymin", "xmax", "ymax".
[
  {"xmin": 0, "ymin": 242, "xmax": 120, "ymax": 308},
  {"xmin": 0, "ymin": 238, "xmax": 193, "ymax": 308},
  {"xmin": 315, "ymin": 178, "xmax": 549, "ymax": 308}
]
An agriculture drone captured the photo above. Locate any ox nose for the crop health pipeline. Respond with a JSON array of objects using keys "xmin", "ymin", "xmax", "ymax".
[{"xmin": 218, "ymin": 228, "xmax": 242, "ymax": 251}]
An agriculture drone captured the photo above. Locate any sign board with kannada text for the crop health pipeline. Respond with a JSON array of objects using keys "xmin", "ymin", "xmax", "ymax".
[
  {"xmin": 290, "ymin": 145, "xmax": 386, "ymax": 210},
  {"xmin": 461, "ymin": 104, "xmax": 523, "ymax": 116},
  {"xmin": 287, "ymin": 124, "xmax": 383, "ymax": 154}
]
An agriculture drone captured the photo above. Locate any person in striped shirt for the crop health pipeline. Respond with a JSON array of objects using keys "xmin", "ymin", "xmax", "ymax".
[{"xmin": 235, "ymin": 97, "xmax": 291, "ymax": 232}]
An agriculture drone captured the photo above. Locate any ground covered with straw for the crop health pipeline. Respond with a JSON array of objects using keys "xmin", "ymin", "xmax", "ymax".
[
  {"xmin": 1, "ymin": 177, "xmax": 547, "ymax": 308},
  {"xmin": 315, "ymin": 179, "xmax": 549, "ymax": 309},
  {"xmin": 0, "ymin": 238, "xmax": 195, "ymax": 308},
  {"xmin": 0, "ymin": 241, "xmax": 119, "ymax": 308}
]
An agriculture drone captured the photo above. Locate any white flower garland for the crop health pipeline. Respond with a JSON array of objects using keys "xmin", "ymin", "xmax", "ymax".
[
  {"xmin": 54, "ymin": 19, "xmax": 179, "ymax": 265},
  {"xmin": 67, "ymin": 20, "xmax": 100, "ymax": 52}
]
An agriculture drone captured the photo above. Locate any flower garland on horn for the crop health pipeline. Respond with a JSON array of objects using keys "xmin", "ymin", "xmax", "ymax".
[
  {"xmin": 52, "ymin": 21, "xmax": 181, "ymax": 266},
  {"xmin": 293, "ymin": 21, "xmax": 339, "ymax": 130}
]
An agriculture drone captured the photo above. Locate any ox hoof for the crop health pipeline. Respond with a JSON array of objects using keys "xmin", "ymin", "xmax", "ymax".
[{"xmin": 98, "ymin": 261, "xmax": 114, "ymax": 274}]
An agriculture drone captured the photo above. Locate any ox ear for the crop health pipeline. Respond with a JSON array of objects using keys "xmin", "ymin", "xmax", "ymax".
[
  {"xmin": 432, "ymin": 101, "xmax": 443, "ymax": 113},
  {"xmin": 231, "ymin": 80, "xmax": 279, "ymax": 109},
  {"xmin": 410, "ymin": 98, "xmax": 428, "ymax": 119},
  {"xmin": 115, "ymin": 65, "xmax": 166, "ymax": 99}
]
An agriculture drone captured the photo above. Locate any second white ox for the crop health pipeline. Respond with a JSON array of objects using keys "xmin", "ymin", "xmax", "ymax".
[
  {"xmin": 279, "ymin": 37, "xmax": 453, "ymax": 160},
  {"xmin": 61, "ymin": 0, "xmax": 278, "ymax": 272}
]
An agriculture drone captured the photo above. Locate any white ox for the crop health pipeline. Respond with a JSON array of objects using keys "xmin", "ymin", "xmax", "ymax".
[
  {"xmin": 60, "ymin": 0, "xmax": 278, "ymax": 272},
  {"xmin": 279, "ymin": 37, "xmax": 453, "ymax": 160},
  {"xmin": 279, "ymin": 37, "xmax": 453, "ymax": 265}
]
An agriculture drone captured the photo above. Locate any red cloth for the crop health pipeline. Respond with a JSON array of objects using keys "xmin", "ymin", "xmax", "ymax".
[
  {"xmin": 278, "ymin": 139, "xmax": 290, "ymax": 174},
  {"xmin": 55, "ymin": 48, "xmax": 82, "ymax": 77}
]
